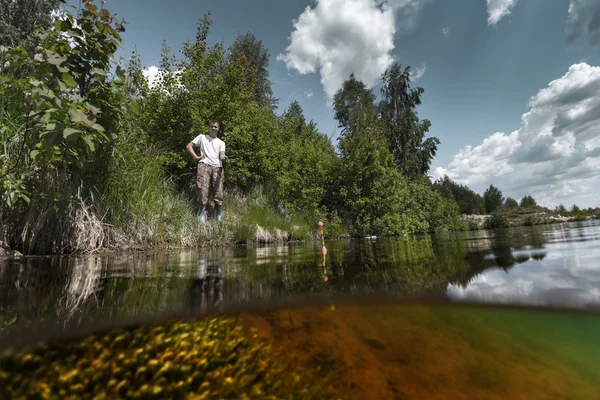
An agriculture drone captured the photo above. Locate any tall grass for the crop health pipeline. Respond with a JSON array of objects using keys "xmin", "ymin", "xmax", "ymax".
[
  {"xmin": 223, "ymin": 186, "xmax": 324, "ymax": 244},
  {"xmin": 101, "ymin": 118, "xmax": 201, "ymax": 249}
]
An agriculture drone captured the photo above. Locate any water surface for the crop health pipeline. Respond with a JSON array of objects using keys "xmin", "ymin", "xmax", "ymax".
[{"xmin": 1, "ymin": 220, "xmax": 599, "ymax": 335}]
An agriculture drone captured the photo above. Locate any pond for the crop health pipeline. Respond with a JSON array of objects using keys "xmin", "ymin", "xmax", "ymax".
[{"xmin": 1, "ymin": 220, "xmax": 599, "ymax": 398}]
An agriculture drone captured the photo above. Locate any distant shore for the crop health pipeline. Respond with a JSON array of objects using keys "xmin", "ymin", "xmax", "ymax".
[{"xmin": 460, "ymin": 211, "xmax": 599, "ymax": 230}]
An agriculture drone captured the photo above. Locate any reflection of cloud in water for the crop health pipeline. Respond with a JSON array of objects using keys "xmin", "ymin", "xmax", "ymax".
[{"xmin": 448, "ymin": 241, "xmax": 600, "ymax": 309}]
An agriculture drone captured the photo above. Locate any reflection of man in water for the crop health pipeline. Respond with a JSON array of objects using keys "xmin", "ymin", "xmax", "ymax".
[{"xmin": 189, "ymin": 258, "xmax": 223, "ymax": 314}]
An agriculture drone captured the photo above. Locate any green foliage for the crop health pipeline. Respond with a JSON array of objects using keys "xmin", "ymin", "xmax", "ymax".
[
  {"xmin": 569, "ymin": 204, "xmax": 589, "ymax": 220},
  {"xmin": 379, "ymin": 63, "xmax": 439, "ymax": 178},
  {"xmin": 482, "ymin": 212, "xmax": 509, "ymax": 229},
  {"xmin": 466, "ymin": 219, "xmax": 481, "ymax": 230},
  {"xmin": 266, "ymin": 101, "xmax": 338, "ymax": 216},
  {"xmin": 0, "ymin": 0, "xmax": 62, "ymax": 48},
  {"xmin": 433, "ymin": 175, "xmax": 485, "ymax": 214},
  {"xmin": 101, "ymin": 116, "xmax": 194, "ymax": 245},
  {"xmin": 483, "ymin": 185, "xmax": 504, "ymax": 213},
  {"xmin": 408, "ymin": 177, "xmax": 462, "ymax": 232},
  {"xmin": 520, "ymin": 195, "xmax": 538, "ymax": 209},
  {"xmin": 504, "ymin": 197, "xmax": 519, "ymax": 210},
  {"xmin": 331, "ymin": 72, "xmax": 460, "ymax": 237},
  {"xmin": 523, "ymin": 214, "xmax": 543, "ymax": 226},
  {"xmin": 0, "ymin": 1, "xmax": 131, "ymax": 253},
  {"xmin": 333, "ymin": 73, "xmax": 376, "ymax": 134},
  {"xmin": 228, "ymin": 32, "xmax": 277, "ymax": 110},
  {"xmin": 334, "ymin": 103, "xmax": 413, "ymax": 236},
  {"xmin": 555, "ymin": 204, "xmax": 568, "ymax": 216}
]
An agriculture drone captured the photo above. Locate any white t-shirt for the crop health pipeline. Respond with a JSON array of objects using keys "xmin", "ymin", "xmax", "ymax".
[{"xmin": 191, "ymin": 134, "xmax": 226, "ymax": 167}]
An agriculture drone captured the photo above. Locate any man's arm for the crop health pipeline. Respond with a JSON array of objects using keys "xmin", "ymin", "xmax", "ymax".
[
  {"xmin": 186, "ymin": 141, "xmax": 202, "ymax": 161},
  {"xmin": 219, "ymin": 141, "xmax": 227, "ymax": 161}
]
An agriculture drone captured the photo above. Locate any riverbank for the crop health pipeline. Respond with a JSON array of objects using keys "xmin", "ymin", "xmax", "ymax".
[
  {"xmin": 2, "ymin": 197, "xmax": 598, "ymax": 257},
  {"xmin": 461, "ymin": 210, "xmax": 599, "ymax": 230},
  {"xmin": 0, "ymin": 188, "xmax": 347, "ymax": 256}
]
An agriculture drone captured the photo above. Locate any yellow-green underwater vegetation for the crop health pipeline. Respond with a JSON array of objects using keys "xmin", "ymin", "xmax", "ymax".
[{"xmin": 1, "ymin": 302, "xmax": 599, "ymax": 399}]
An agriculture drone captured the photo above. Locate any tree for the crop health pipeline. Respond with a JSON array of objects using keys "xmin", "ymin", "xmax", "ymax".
[
  {"xmin": 555, "ymin": 204, "xmax": 568, "ymax": 216},
  {"xmin": 332, "ymin": 73, "xmax": 376, "ymax": 136},
  {"xmin": 504, "ymin": 197, "xmax": 519, "ymax": 209},
  {"xmin": 1, "ymin": 1, "xmax": 129, "ymax": 253},
  {"xmin": 266, "ymin": 102, "xmax": 338, "ymax": 215},
  {"xmin": 378, "ymin": 62, "xmax": 439, "ymax": 178},
  {"xmin": 0, "ymin": 0, "xmax": 63, "ymax": 47},
  {"xmin": 432, "ymin": 175, "xmax": 485, "ymax": 214},
  {"xmin": 519, "ymin": 195, "xmax": 537, "ymax": 209},
  {"xmin": 335, "ymin": 101, "xmax": 413, "ymax": 236},
  {"xmin": 228, "ymin": 32, "xmax": 278, "ymax": 110},
  {"xmin": 483, "ymin": 185, "xmax": 504, "ymax": 213}
]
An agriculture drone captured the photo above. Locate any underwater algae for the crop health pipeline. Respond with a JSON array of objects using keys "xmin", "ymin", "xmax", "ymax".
[{"xmin": 0, "ymin": 317, "xmax": 332, "ymax": 399}]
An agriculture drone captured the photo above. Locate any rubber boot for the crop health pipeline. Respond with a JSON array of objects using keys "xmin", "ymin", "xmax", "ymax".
[
  {"xmin": 198, "ymin": 205, "xmax": 206, "ymax": 223},
  {"xmin": 215, "ymin": 204, "xmax": 223, "ymax": 222}
]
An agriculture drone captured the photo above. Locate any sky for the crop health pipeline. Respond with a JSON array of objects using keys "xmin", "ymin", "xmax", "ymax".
[{"xmin": 64, "ymin": 0, "xmax": 600, "ymax": 209}]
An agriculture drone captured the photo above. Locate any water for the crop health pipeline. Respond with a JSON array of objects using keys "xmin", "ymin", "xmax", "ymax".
[{"xmin": 1, "ymin": 220, "xmax": 599, "ymax": 398}]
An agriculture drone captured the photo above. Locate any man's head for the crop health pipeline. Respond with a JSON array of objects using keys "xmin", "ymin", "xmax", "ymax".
[{"xmin": 207, "ymin": 119, "xmax": 219, "ymax": 138}]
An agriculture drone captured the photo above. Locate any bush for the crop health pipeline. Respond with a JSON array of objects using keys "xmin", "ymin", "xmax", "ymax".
[{"xmin": 482, "ymin": 213, "xmax": 509, "ymax": 229}]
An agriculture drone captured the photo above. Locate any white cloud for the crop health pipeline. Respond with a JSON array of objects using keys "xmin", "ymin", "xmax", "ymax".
[
  {"xmin": 438, "ymin": 63, "xmax": 600, "ymax": 208},
  {"xmin": 142, "ymin": 66, "xmax": 161, "ymax": 88},
  {"xmin": 141, "ymin": 66, "xmax": 185, "ymax": 94},
  {"xmin": 304, "ymin": 90, "xmax": 314, "ymax": 98},
  {"xmin": 566, "ymin": 0, "xmax": 600, "ymax": 46},
  {"xmin": 411, "ymin": 63, "xmax": 426, "ymax": 80},
  {"xmin": 442, "ymin": 26, "xmax": 450, "ymax": 37},
  {"xmin": 277, "ymin": 0, "xmax": 428, "ymax": 101},
  {"xmin": 486, "ymin": 0, "xmax": 518, "ymax": 26}
]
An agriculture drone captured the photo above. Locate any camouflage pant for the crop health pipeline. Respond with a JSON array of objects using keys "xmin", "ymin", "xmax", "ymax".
[{"xmin": 196, "ymin": 163, "xmax": 224, "ymax": 206}]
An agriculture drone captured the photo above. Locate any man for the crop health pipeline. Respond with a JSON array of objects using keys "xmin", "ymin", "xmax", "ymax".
[{"xmin": 186, "ymin": 119, "xmax": 227, "ymax": 222}]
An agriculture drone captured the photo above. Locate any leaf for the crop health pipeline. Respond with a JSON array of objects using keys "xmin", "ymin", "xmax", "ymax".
[
  {"xmin": 30, "ymin": 150, "xmax": 39, "ymax": 159},
  {"xmin": 92, "ymin": 68, "xmax": 107, "ymax": 76},
  {"xmin": 47, "ymin": 55, "xmax": 67, "ymax": 66},
  {"xmin": 130, "ymin": 102, "xmax": 141, "ymax": 115},
  {"xmin": 29, "ymin": 79, "xmax": 43, "ymax": 86},
  {"xmin": 91, "ymin": 123, "xmax": 105, "ymax": 131},
  {"xmin": 54, "ymin": 19, "xmax": 70, "ymax": 32},
  {"xmin": 83, "ymin": 136, "xmax": 96, "ymax": 152},
  {"xmin": 63, "ymin": 127, "xmax": 79, "ymax": 139},
  {"xmin": 58, "ymin": 80, "xmax": 68, "ymax": 91},
  {"xmin": 46, "ymin": 123, "xmax": 56, "ymax": 130},
  {"xmin": 61, "ymin": 72, "xmax": 77, "ymax": 88},
  {"xmin": 68, "ymin": 108, "xmax": 90, "ymax": 124}
]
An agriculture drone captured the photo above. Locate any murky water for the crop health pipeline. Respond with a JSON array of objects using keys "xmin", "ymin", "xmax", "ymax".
[{"xmin": 1, "ymin": 220, "xmax": 599, "ymax": 398}]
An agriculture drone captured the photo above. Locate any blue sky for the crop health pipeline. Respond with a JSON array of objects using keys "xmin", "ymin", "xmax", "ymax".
[{"xmin": 66, "ymin": 0, "xmax": 600, "ymax": 208}]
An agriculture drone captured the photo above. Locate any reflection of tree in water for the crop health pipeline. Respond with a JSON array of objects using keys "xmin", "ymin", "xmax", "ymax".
[
  {"xmin": 56, "ymin": 258, "xmax": 103, "ymax": 319},
  {"xmin": 0, "ymin": 257, "xmax": 104, "ymax": 332}
]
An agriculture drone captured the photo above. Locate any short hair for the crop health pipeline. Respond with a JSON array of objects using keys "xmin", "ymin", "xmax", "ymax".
[{"xmin": 207, "ymin": 119, "xmax": 219, "ymax": 126}]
